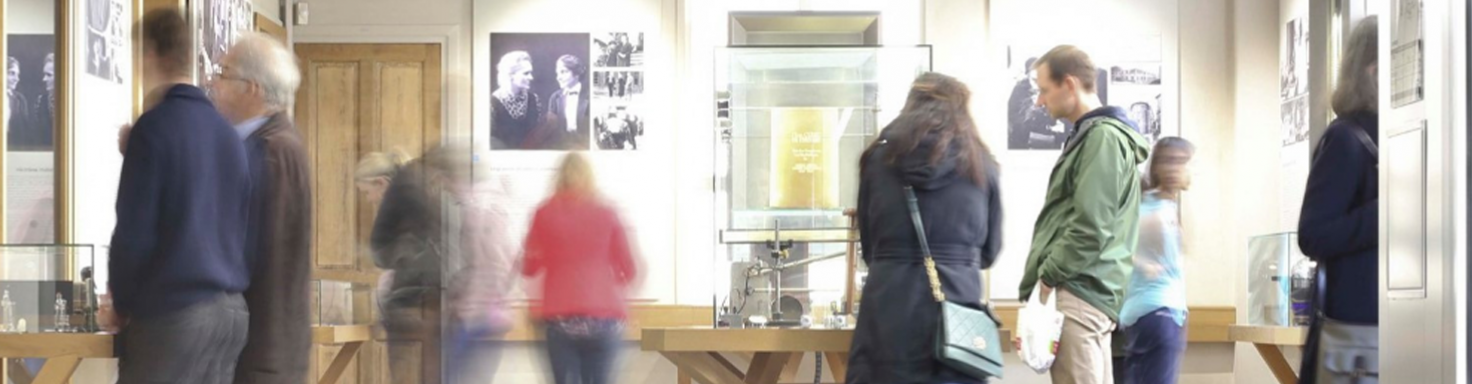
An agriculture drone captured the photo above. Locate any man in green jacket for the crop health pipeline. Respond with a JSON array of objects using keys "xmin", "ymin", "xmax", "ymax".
[{"xmin": 1019, "ymin": 45, "xmax": 1150, "ymax": 384}]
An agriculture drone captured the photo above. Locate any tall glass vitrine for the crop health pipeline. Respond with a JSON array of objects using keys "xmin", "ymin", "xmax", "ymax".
[{"xmin": 712, "ymin": 46, "xmax": 930, "ymax": 327}]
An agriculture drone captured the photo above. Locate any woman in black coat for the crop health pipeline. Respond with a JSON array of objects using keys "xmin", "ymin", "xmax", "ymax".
[
  {"xmin": 1296, "ymin": 16, "xmax": 1379, "ymax": 383},
  {"xmin": 846, "ymin": 72, "xmax": 1003, "ymax": 384}
]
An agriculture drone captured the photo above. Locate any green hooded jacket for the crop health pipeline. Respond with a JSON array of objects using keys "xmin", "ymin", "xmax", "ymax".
[{"xmin": 1019, "ymin": 106, "xmax": 1151, "ymax": 322}]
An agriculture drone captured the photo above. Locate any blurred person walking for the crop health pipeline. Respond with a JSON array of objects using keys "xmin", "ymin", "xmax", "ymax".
[
  {"xmin": 1297, "ymin": 16, "xmax": 1379, "ymax": 384},
  {"xmin": 1120, "ymin": 137, "xmax": 1195, "ymax": 384},
  {"xmin": 845, "ymin": 72, "xmax": 1004, "ymax": 384},
  {"xmin": 430, "ymin": 145, "xmax": 516, "ymax": 383},
  {"xmin": 371, "ymin": 151, "xmax": 446, "ymax": 384},
  {"xmin": 522, "ymin": 152, "xmax": 637, "ymax": 384},
  {"xmin": 356, "ymin": 151, "xmax": 410, "ymax": 308},
  {"xmin": 1018, "ymin": 45, "xmax": 1150, "ymax": 384},
  {"xmin": 109, "ymin": 8, "xmax": 252, "ymax": 384},
  {"xmin": 208, "ymin": 32, "xmax": 313, "ymax": 384}
]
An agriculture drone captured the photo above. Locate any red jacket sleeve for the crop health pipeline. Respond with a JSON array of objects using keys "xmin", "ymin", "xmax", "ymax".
[{"xmin": 610, "ymin": 215, "xmax": 637, "ymax": 285}]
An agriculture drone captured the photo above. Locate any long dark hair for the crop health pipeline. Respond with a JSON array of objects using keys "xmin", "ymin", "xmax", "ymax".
[{"xmin": 861, "ymin": 72, "xmax": 994, "ymax": 188}]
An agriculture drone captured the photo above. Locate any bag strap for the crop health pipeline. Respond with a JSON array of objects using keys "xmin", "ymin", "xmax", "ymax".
[
  {"xmin": 904, "ymin": 186, "xmax": 947, "ymax": 303},
  {"xmin": 1349, "ymin": 127, "xmax": 1378, "ymax": 159}
]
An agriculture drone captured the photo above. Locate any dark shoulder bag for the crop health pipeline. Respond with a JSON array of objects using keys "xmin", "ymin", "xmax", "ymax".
[
  {"xmin": 1312, "ymin": 127, "xmax": 1378, "ymax": 383},
  {"xmin": 904, "ymin": 186, "xmax": 1005, "ymax": 379}
]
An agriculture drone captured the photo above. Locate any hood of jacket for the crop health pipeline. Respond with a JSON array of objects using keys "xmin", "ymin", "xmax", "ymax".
[{"xmin": 1071, "ymin": 105, "xmax": 1150, "ymax": 165}]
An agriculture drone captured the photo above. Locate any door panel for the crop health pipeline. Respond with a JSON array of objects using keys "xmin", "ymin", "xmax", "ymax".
[
  {"xmin": 295, "ymin": 43, "xmax": 442, "ymax": 384},
  {"xmin": 308, "ymin": 63, "xmax": 361, "ymax": 268}
]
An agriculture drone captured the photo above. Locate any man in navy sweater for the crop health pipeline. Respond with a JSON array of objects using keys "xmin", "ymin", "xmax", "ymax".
[{"xmin": 109, "ymin": 8, "xmax": 252, "ymax": 384}]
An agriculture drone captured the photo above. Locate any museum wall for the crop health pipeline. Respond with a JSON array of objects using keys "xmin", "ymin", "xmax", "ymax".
[
  {"xmin": 253, "ymin": 0, "xmax": 280, "ymax": 23},
  {"xmin": 1232, "ymin": 0, "xmax": 1295, "ymax": 382}
]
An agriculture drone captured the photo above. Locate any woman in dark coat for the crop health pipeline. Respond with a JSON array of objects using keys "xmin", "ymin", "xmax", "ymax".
[
  {"xmin": 1297, "ymin": 17, "xmax": 1379, "ymax": 383},
  {"xmin": 371, "ymin": 154, "xmax": 446, "ymax": 384},
  {"xmin": 846, "ymin": 72, "xmax": 1003, "ymax": 384}
]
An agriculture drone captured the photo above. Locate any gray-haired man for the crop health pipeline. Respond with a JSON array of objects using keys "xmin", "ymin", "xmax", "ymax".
[{"xmin": 206, "ymin": 32, "xmax": 314, "ymax": 384}]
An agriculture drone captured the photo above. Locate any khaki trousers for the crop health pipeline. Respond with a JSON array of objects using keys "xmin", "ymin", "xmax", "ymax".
[{"xmin": 1050, "ymin": 287, "xmax": 1117, "ymax": 384}]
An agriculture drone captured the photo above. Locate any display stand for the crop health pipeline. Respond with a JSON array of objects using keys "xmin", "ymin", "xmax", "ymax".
[
  {"xmin": 312, "ymin": 324, "xmax": 371, "ymax": 384},
  {"xmin": 642, "ymin": 327, "xmax": 851, "ymax": 384},
  {"xmin": 1228, "ymin": 325, "xmax": 1307, "ymax": 384},
  {"xmin": 643, "ymin": 327, "xmax": 1012, "ymax": 384},
  {"xmin": 0, "ymin": 333, "xmax": 112, "ymax": 384}
]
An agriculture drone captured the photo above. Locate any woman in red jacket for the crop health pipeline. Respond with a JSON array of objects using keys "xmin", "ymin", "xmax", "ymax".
[{"xmin": 522, "ymin": 152, "xmax": 637, "ymax": 384}]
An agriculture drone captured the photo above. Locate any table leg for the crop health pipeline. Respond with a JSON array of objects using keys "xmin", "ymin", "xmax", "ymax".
[
  {"xmin": 318, "ymin": 341, "xmax": 365, "ymax": 384},
  {"xmin": 744, "ymin": 352, "xmax": 794, "ymax": 384},
  {"xmin": 31, "ymin": 356, "xmax": 80, "ymax": 384},
  {"xmin": 661, "ymin": 352, "xmax": 745, "ymax": 384},
  {"xmin": 677, "ymin": 369, "xmax": 692, "ymax": 384},
  {"xmin": 777, "ymin": 353, "xmax": 803, "ymax": 382},
  {"xmin": 7, "ymin": 358, "xmax": 33, "ymax": 384},
  {"xmin": 1253, "ymin": 343, "xmax": 1299, "ymax": 384},
  {"xmin": 824, "ymin": 352, "xmax": 849, "ymax": 382}
]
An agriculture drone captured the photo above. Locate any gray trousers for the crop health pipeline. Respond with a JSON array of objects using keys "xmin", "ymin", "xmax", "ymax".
[{"xmin": 117, "ymin": 293, "xmax": 249, "ymax": 384}]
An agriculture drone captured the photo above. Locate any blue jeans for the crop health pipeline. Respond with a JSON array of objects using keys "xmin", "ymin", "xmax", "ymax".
[
  {"xmin": 1124, "ymin": 307, "xmax": 1186, "ymax": 384},
  {"xmin": 544, "ymin": 318, "xmax": 623, "ymax": 384},
  {"xmin": 448, "ymin": 320, "xmax": 505, "ymax": 384}
]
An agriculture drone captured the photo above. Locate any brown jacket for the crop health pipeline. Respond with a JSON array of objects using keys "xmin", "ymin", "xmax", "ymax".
[{"xmin": 234, "ymin": 113, "xmax": 314, "ymax": 384}]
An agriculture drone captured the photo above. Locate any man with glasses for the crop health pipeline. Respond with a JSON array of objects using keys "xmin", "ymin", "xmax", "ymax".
[{"xmin": 206, "ymin": 33, "xmax": 313, "ymax": 384}]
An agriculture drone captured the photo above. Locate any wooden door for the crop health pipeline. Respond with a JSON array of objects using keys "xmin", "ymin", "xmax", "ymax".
[{"xmin": 294, "ymin": 43, "xmax": 442, "ymax": 384}]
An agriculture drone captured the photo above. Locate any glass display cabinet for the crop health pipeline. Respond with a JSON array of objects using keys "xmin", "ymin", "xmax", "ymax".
[
  {"xmin": 1245, "ymin": 233, "xmax": 1313, "ymax": 327},
  {"xmin": 0, "ymin": 244, "xmax": 97, "ymax": 333},
  {"xmin": 712, "ymin": 46, "xmax": 931, "ymax": 328},
  {"xmin": 313, "ymin": 279, "xmax": 368, "ymax": 326}
]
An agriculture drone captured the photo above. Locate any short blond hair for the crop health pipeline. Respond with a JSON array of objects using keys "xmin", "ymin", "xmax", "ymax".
[
  {"xmin": 556, "ymin": 152, "xmax": 597, "ymax": 196},
  {"xmin": 355, "ymin": 151, "xmax": 409, "ymax": 180}
]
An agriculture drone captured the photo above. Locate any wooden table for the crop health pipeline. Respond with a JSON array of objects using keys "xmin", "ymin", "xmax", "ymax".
[
  {"xmin": 0, "ymin": 333, "xmax": 113, "ymax": 384},
  {"xmin": 313, "ymin": 325, "xmax": 371, "ymax": 384},
  {"xmin": 1228, "ymin": 325, "xmax": 1306, "ymax": 384},
  {"xmin": 643, "ymin": 327, "xmax": 853, "ymax": 384},
  {"xmin": 643, "ymin": 327, "xmax": 1012, "ymax": 384}
]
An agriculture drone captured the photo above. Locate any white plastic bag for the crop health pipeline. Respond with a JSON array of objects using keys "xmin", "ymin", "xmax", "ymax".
[{"xmin": 1015, "ymin": 284, "xmax": 1064, "ymax": 374}]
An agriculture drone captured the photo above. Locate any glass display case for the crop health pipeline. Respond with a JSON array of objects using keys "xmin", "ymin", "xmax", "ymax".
[
  {"xmin": 712, "ymin": 46, "xmax": 931, "ymax": 328},
  {"xmin": 313, "ymin": 279, "xmax": 368, "ymax": 326},
  {"xmin": 0, "ymin": 244, "xmax": 97, "ymax": 333},
  {"xmin": 1245, "ymin": 233, "xmax": 1314, "ymax": 327}
]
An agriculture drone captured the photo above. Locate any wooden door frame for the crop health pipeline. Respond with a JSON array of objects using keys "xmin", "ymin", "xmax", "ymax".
[{"xmin": 293, "ymin": 25, "xmax": 465, "ymax": 146}]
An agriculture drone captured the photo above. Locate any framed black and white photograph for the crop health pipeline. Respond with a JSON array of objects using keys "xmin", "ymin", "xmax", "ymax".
[
  {"xmin": 7, "ymin": 34, "xmax": 56, "ymax": 152},
  {"xmin": 594, "ymin": 105, "xmax": 643, "ymax": 151},
  {"xmin": 85, "ymin": 0, "xmax": 125, "ymax": 83},
  {"xmin": 592, "ymin": 71, "xmax": 643, "ymax": 101},
  {"xmin": 1108, "ymin": 64, "xmax": 1163, "ymax": 144},
  {"xmin": 1281, "ymin": 95, "xmax": 1309, "ymax": 146},
  {"xmin": 197, "ymin": 0, "xmax": 253, "ymax": 85},
  {"xmin": 489, "ymin": 33, "xmax": 592, "ymax": 151},
  {"xmin": 593, "ymin": 32, "xmax": 644, "ymax": 68},
  {"xmin": 1281, "ymin": 18, "xmax": 1309, "ymax": 100}
]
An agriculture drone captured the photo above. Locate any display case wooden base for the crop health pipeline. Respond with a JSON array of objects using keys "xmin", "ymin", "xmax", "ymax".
[
  {"xmin": 1228, "ymin": 325, "xmax": 1307, "ymax": 384},
  {"xmin": 313, "ymin": 325, "xmax": 372, "ymax": 384},
  {"xmin": 0, "ymin": 333, "xmax": 112, "ymax": 384},
  {"xmin": 642, "ymin": 327, "xmax": 1012, "ymax": 384}
]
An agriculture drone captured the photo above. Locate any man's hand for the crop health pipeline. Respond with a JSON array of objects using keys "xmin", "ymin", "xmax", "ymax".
[
  {"xmin": 98, "ymin": 292, "xmax": 126, "ymax": 333},
  {"xmin": 1039, "ymin": 283, "xmax": 1054, "ymax": 304},
  {"xmin": 117, "ymin": 124, "xmax": 132, "ymax": 155}
]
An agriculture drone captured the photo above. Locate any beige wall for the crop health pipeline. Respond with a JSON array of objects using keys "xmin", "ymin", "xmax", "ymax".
[
  {"xmin": 253, "ymin": 0, "xmax": 281, "ymax": 24},
  {"xmin": 1232, "ymin": 0, "xmax": 1296, "ymax": 382}
]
